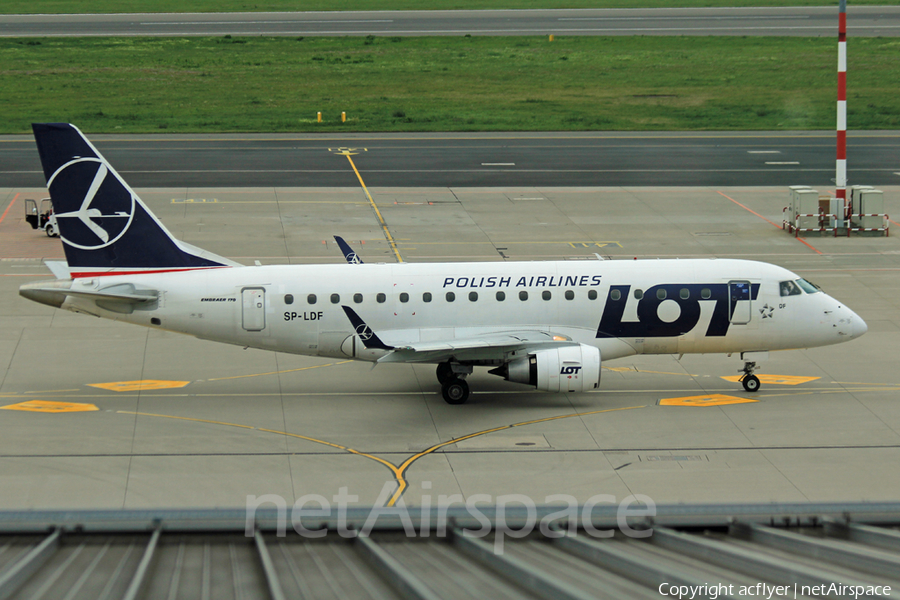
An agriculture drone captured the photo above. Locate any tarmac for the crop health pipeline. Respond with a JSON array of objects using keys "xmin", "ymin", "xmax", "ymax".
[
  {"xmin": 3, "ymin": 7, "xmax": 900, "ymax": 38},
  {"xmin": 0, "ymin": 183, "xmax": 898, "ymax": 510}
]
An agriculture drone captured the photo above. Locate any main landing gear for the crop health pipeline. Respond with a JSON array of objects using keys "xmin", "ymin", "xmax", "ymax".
[
  {"xmin": 436, "ymin": 362, "xmax": 472, "ymax": 405},
  {"xmin": 739, "ymin": 361, "xmax": 761, "ymax": 392}
]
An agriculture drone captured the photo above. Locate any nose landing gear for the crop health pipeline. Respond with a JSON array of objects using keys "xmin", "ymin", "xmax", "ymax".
[{"xmin": 739, "ymin": 361, "xmax": 761, "ymax": 392}]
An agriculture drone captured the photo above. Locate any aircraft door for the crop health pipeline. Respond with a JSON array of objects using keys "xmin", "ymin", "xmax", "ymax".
[
  {"xmin": 242, "ymin": 287, "xmax": 266, "ymax": 331},
  {"xmin": 728, "ymin": 280, "xmax": 751, "ymax": 324}
]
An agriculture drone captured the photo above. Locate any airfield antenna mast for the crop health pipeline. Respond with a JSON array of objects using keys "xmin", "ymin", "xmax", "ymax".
[{"xmin": 836, "ymin": 0, "xmax": 848, "ymax": 217}]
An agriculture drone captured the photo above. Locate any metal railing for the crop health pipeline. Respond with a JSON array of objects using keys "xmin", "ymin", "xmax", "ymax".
[{"xmin": 783, "ymin": 208, "xmax": 890, "ymax": 237}]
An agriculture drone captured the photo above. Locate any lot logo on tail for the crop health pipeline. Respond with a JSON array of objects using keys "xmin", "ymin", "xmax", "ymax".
[{"xmin": 48, "ymin": 158, "xmax": 135, "ymax": 250}]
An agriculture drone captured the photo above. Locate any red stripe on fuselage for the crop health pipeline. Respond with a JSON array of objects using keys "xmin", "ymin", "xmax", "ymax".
[{"xmin": 70, "ymin": 266, "xmax": 230, "ymax": 278}]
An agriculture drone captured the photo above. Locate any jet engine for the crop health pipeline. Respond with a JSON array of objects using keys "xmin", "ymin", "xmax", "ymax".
[{"xmin": 490, "ymin": 344, "xmax": 601, "ymax": 393}]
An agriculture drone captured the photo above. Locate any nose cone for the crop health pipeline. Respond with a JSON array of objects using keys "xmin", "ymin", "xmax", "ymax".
[
  {"xmin": 835, "ymin": 303, "xmax": 867, "ymax": 340},
  {"xmin": 851, "ymin": 313, "xmax": 868, "ymax": 339}
]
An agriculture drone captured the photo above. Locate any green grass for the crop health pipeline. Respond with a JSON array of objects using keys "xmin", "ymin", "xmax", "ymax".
[
  {"xmin": 3, "ymin": 35, "xmax": 899, "ymax": 134},
  {"xmin": 3, "ymin": 0, "xmax": 898, "ymax": 13}
]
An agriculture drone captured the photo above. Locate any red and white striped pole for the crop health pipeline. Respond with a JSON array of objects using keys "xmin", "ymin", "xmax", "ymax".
[{"xmin": 836, "ymin": 0, "xmax": 848, "ymax": 217}]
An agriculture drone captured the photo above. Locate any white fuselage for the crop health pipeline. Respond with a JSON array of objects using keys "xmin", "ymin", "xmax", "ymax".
[{"xmin": 55, "ymin": 258, "xmax": 865, "ymax": 364}]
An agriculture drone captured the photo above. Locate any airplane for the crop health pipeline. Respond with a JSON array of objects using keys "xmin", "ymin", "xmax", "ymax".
[{"xmin": 19, "ymin": 123, "xmax": 868, "ymax": 404}]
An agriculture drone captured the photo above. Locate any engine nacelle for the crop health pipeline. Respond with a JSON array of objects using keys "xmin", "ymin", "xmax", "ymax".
[{"xmin": 495, "ymin": 344, "xmax": 601, "ymax": 393}]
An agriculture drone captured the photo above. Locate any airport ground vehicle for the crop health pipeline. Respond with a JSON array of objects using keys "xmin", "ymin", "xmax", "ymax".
[{"xmin": 24, "ymin": 198, "xmax": 58, "ymax": 237}]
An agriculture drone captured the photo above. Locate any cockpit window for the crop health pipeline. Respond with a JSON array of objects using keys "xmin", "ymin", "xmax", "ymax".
[
  {"xmin": 796, "ymin": 278, "xmax": 821, "ymax": 294},
  {"xmin": 780, "ymin": 279, "xmax": 821, "ymax": 296},
  {"xmin": 779, "ymin": 280, "xmax": 802, "ymax": 297}
]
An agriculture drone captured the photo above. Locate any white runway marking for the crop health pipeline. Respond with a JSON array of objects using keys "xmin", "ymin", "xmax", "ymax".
[
  {"xmin": 140, "ymin": 20, "xmax": 395, "ymax": 25},
  {"xmin": 559, "ymin": 16, "xmax": 809, "ymax": 22}
]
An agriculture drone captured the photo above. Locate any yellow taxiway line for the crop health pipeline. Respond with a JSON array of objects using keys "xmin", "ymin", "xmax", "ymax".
[
  {"xmin": 338, "ymin": 150, "xmax": 403, "ymax": 263},
  {"xmin": 117, "ymin": 404, "xmax": 645, "ymax": 508},
  {"xmin": 385, "ymin": 404, "xmax": 645, "ymax": 506},
  {"xmin": 206, "ymin": 361, "xmax": 353, "ymax": 382}
]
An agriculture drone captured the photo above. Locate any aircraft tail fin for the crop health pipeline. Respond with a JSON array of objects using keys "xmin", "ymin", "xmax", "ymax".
[{"xmin": 31, "ymin": 123, "xmax": 240, "ymax": 278}]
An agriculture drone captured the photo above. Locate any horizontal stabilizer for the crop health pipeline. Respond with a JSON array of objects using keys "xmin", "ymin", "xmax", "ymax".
[{"xmin": 20, "ymin": 281, "xmax": 158, "ymax": 311}]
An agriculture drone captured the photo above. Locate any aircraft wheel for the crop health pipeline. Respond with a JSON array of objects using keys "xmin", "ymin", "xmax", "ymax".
[
  {"xmin": 742, "ymin": 374, "xmax": 761, "ymax": 393},
  {"xmin": 45, "ymin": 224, "xmax": 55, "ymax": 237},
  {"xmin": 436, "ymin": 362, "xmax": 454, "ymax": 385},
  {"xmin": 442, "ymin": 378, "xmax": 470, "ymax": 405}
]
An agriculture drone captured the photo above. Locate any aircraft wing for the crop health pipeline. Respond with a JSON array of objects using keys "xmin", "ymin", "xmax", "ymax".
[
  {"xmin": 378, "ymin": 330, "xmax": 579, "ymax": 363},
  {"xmin": 343, "ymin": 304, "xmax": 577, "ymax": 363}
]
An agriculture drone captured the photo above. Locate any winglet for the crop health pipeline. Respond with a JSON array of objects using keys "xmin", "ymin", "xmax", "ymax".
[
  {"xmin": 44, "ymin": 260, "xmax": 70, "ymax": 280},
  {"xmin": 341, "ymin": 306, "xmax": 393, "ymax": 350},
  {"xmin": 334, "ymin": 236, "xmax": 363, "ymax": 264}
]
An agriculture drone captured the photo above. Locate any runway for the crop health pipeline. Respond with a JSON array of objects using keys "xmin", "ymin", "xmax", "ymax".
[
  {"xmin": 1, "ymin": 177, "xmax": 898, "ymax": 509},
  {"xmin": 3, "ymin": 7, "xmax": 900, "ymax": 38},
  {"xmin": 3, "ymin": 131, "xmax": 900, "ymax": 188}
]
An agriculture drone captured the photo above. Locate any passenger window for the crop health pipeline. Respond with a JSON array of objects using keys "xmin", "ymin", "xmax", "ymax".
[
  {"xmin": 610, "ymin": 289, "xmax": 620, "ymax": 301},
  {"xmin": 680, "ymin": 288, "xmax": 690, "ymax": 300},
  {"xmin": 284, "ymin": 294, "xmax": 294, "ymax": 305},
  {"xmin": 353, "ymin": 293, "xmax": 363, "ymax": 304},
  {"xmin": 780, "ymin": 280, "xmax": 802, "ymax": 297},
  {"xmin": 519, "ymin": 291, "xmax": 528, "ymax": 301},
  {"xmin": 588, "ymin": 290, "xmax": 598, "ymax": 300},
  {"xmin": 468, "ymin": 291, "xmax": 478, "ymax": 302},
  {"xmin": 565, "ymin": 290, "xmax": 574, "ymax": 301},
  {"xmin": 657, "ymin": 289, "xmax": 667, "ymax": 300},
  {"xmin": 634, "ymin": 289, "xmax": 643, "ymax": 300},
  {"xmin": 308, "ymin": 294, "xmax": 317, "ymax": 305},
  {"xmin": 446, "ymin": 291, "xmax": 456, "ymax": 302},
  {"xmin": 330, "ymin": 293, "xmax": 340, "ymax": 304},
  {"xmin": 496, "ymin": 291, "xmax": 506, "ymax": 301},
  {"xmin": 542, "ymin": 291, "xmax": 551, "ymax": 301},
  {"xmin": 423, "ymin": 292, "xmax": 432, "ymax": 303},
  {"xmin": 377, "ymin": 293, "xmax": 386, "ymax": 303},
  {"xmin": 399, "ymin": 292, "xmax": 409, "ymax": 303},
  {"xmin": 701, "ymin": 288, "xmax": 711, "ymax": 300}
]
